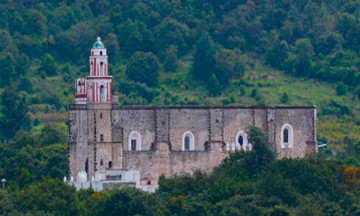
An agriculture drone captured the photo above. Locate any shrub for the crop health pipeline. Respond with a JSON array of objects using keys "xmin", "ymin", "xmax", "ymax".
[{"xmin": 336, "ymin": 82, "xmax": 347, "ymax": 96}]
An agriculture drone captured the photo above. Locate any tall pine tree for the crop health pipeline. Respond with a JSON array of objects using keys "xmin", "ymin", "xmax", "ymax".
[{"xmin": 191, "ymin": 33, "xmax": 217, "ymax": 81}]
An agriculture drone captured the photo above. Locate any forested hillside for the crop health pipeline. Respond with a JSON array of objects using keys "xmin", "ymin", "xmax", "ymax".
[{"xmin": 0, "ymin": 0, "xmax": 359, "ymax": 215}]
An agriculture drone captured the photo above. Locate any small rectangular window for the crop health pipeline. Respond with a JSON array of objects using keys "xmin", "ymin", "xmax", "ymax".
[
  {"xmin": 100, "ymin": 113, "xmax": 103, "ymax": 119},
  {"xmin": 131, "ymin": 139, "xmax": 137, "ymax": 150},
  {"xmin": 100, "ymin": 134, "xmax": 104, "ymax": 142}
]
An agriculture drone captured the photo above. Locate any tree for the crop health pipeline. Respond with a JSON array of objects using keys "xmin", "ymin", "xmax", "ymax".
[
  {"xmin": 215, "ymin": 48, "xmax": 245, "ymax": 85},
  {"xmin": 244, "ymin": 126, "xmax": 275, "ymax": 177},
  {"xmin": 25, "ymin": 9, "xmax": 47, "ymax": 36},
  {"xmin": 336, "ymin": 83, "xmax": 347, "ymax": 96},
  {"xmin": 116, "ymin": 19, "xmax": 151, "ymax": 55},
  {"xmin": 280, "ymin": 92, "xmax": 289, "ymax": 104},
  {"xmin": 41, "ymin": 53, "xmax": 58, "ymax": 76},
  {"xmin": 0, "ymin": 83, "xmax": 31, "ymax": 140},
  {"xmin": 266, "ymin": 40, "xmax": 289, "ymax": 69},
  {"xmin": 164, "ymin": 45, "xmax": 179, "ymax": 72},
  {"xmin": 0, "ymin": 54, "xmax": 16, "ymax": 87},
  {"xmin": 39, "ymin": 123, "xmax": 67, "ymax": 146},
  {"xmin": 207, "ymin": 74, "xmax": 222, "ymax": 96},
  {"xmin": 104, "ymin": 32, "xmax": 120, "ymax": 61},
  {"xmin": 18, "ymin": 178, "xmax": 78, "ymax": 215},
  {"xmin": 153, "ymin": 18, "xmax": 190, "ymax": 54},
  {"xmin": 354, "ymin": 86, "xmax": 360, "ymax": 100},
  {"xmin": 294, "ymin": 38, "xmax": 314, "ymax": 77},
  {"xmin": 192, "ymin": 33, "xmax": 217, "ymax": 81},
  {"xmin": 126, "ymin": 52, "xmax": 160, "ymax": 87}
]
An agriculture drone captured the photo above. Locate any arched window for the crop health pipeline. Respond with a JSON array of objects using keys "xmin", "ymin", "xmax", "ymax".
[
  {"xmin": 100, "ymin": 159, "xmax": 103, "ymax": 166},
  {"xmin": 284, "ymin": 129, "xmax": 289, "ymax": 143},
  {"xmin": 238, "ymin": 136, "xmax": 244, "ymax": 146},
  {"xmin": 100, "ymin": 62, "xmax": 104, "ymax": 76},
  {"xmin": 77, "ymin": 81, "xmax": 81, "ymax": 93},
  {"xmin": 108, "ymin": 161, "xmax": 112, "ymax": 169},
  {"xmin": 235, "ymin": 131, "xmax": 248, "ymax": 151},
  {"xmin": 182, "ymin": 131, "xmax": 195, "ymax": 151},
  {"xmin": 184, "ymin": 136, "xmax": 190, "ymax": 150},
  {"xmin": 128, "ymin": 131, "xmax": 141, "ymax": 151},
  {"xmin": 90, "ymin": 62, "xmax": 93, "ymax": 75},
  {"xmin": 100, "ymin": 85, "xmax": 105, "ymax": 102},
  {"xmin": 281, "ymin": 124, "xmax": 294, "ymax": 148},
  {"xmin": 100, "ymin": 51, "xmax": 103, "ymax": 55}
]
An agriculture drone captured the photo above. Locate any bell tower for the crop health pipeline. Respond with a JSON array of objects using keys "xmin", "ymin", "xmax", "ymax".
[
  {"xmin": 87, "ymin": 37, "xmax": 112, "ymax": 103},
  {"xmin": 75, "ymin": 37, "xmax": 113, "ymax": 104}
]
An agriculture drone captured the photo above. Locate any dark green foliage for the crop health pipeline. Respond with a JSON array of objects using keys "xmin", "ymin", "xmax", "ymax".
[
  {"xmin": 244, "ymin": 126, "xmax": 275, "ymax": 177},
  {"xmin": 251, "ymin": 88, "xmax": 262, "ymax": 102},
  {"xmin": 153, "ymin": 18, "xmax": 190, "ymax": 54},
  {"xmin": 192, "ymin": 33, "xmax": 217, "ymax": 81},
  {"xmin": 164, "ymin": 45, "xmax": 179, "ymax": 72},
  {"xmin": 265, "ymin": 205, "xmax": 292, "ymax": 216},
  {"xmin": 0, "ymin": 83, "xmax": 31, "ymax": 140},
  {"xmin": 1, "ymin": 127, "xmax": 360, "ymax": 215},
  {"xmin": 98, "ymin": 188, "xmax": 165, "ymax": 216},
  {"xmin": 39, "ymin": 123, "xmax": 67, "ymax": 146},
  {"xmin": 336, "ymin": 82, "xmax": 347, "ymax": 96},
  {"xmin": 0, "ymin": 54, "xmax": 16, "ymax": 87},
  {"xmin": 266, "ymin": 156, "xmax": 342, "ymax": 199},
  {"xmin": 355, "ymin": 86, "xmax": 360, "ymax": 100},
  {"xmin": 266, "ymin": 40, "xmax": 289, "ymax": 69},
  {"xmin": 207, "ymin": 74, "xmax": 222, "ymax": 96},
  {"xmin": 280, "ymin": 92, "xmax": 289, "ymax": 104},
  {"xmin": 126, "ymin": 51, "xmax": 160, "ymax": 87},
  {"xmin": 41, "ymin": 53, "xmax": 58, "ymax": 76},
  {"xmin": 0, "ymin": 189, "xmax": 19, "ymax": 215},
  {"xmin": 18, "ymin": 178, "xmax": 78, "ymax": 216},
  {"xmin": 119, "ymin": 80, "xmax": 158, "ymax": 104},
  {"xmin": 117, "ymin": 19, "xmax": 151, "ymax": 55},
  {"xmin": 294, "ymin": 38, "xmax": 314, "ymax": 77},
  {"xmin": 258, "ymin": 173, "xmax": 298, "ymax": 206},
  {"xmin": 215, "ymin": 48, "xmax": 246, "ymax": 85}
]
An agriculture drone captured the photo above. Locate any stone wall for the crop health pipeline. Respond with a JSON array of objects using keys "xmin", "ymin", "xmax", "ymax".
[{"xmin": 68, "ymin": 105, "xmax": 317, "ymax": 183}]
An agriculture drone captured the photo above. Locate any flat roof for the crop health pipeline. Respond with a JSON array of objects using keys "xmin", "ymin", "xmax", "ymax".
[{"xmin": 69, "ymin": 104, "xmax": 316, "ymax": 110}]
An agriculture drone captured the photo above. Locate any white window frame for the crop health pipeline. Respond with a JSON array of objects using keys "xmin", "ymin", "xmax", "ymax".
[
  {"xmin": 281, "ymin": 123, "xmax": 294, "ymax": 148},
  {"xmin": 128, "ymin": 131, "xmax": 142, "ymax": 151},
  {"xmin": 235, "ymin": 130, "xmax": 248, "ymax": 150},
  {"xmin": 182, "ymin": 131, "xmax": 195, "ymax": 151}
]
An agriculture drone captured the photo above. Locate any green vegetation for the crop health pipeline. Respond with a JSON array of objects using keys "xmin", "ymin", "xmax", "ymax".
[
  {"xmin": 1, "ymin": 127, "xmax": 360, "ymax": 215},
  {"xmin": 0, "ymin": 0, "xmax": 359, "ymax": 214}
]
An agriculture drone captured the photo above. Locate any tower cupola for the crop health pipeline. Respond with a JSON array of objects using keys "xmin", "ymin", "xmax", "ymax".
[
  {"xmin": 93, "ymin": 37, "xmax": 104, "ymax": 48},
  {"xmin": 75, "ymin": 37, "xmax": 113, "ymax": 104}
]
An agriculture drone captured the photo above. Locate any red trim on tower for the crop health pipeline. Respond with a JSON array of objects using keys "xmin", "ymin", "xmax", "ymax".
[
  {"xmin": 107, "ymin": 83, "xmax": 109, "ymax": 101},
  {"xmin": 94, "ymin": 58, "xmax": 96, "ymax": 76},
  {"xmin": 93, "ymin": 83, "xmax": 96, "ymax": 102},
  {"xmin": 86, "ymin": 76, "xmax": 112, "ymax": 79},
  {"xmin": 75, "ymin": 94, "xmax": 87, "ymax": 98}
]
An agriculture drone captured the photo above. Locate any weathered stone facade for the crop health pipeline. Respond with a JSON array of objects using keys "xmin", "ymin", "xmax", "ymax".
[{"xmin": 68, "ymin": 104, "xmax": 317, "ymax": 187}]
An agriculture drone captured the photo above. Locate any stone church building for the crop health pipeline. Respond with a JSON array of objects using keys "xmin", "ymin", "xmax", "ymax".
[{"xmin": 68, "ymin": 38, "xmax": 317, "ymax": 191}]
